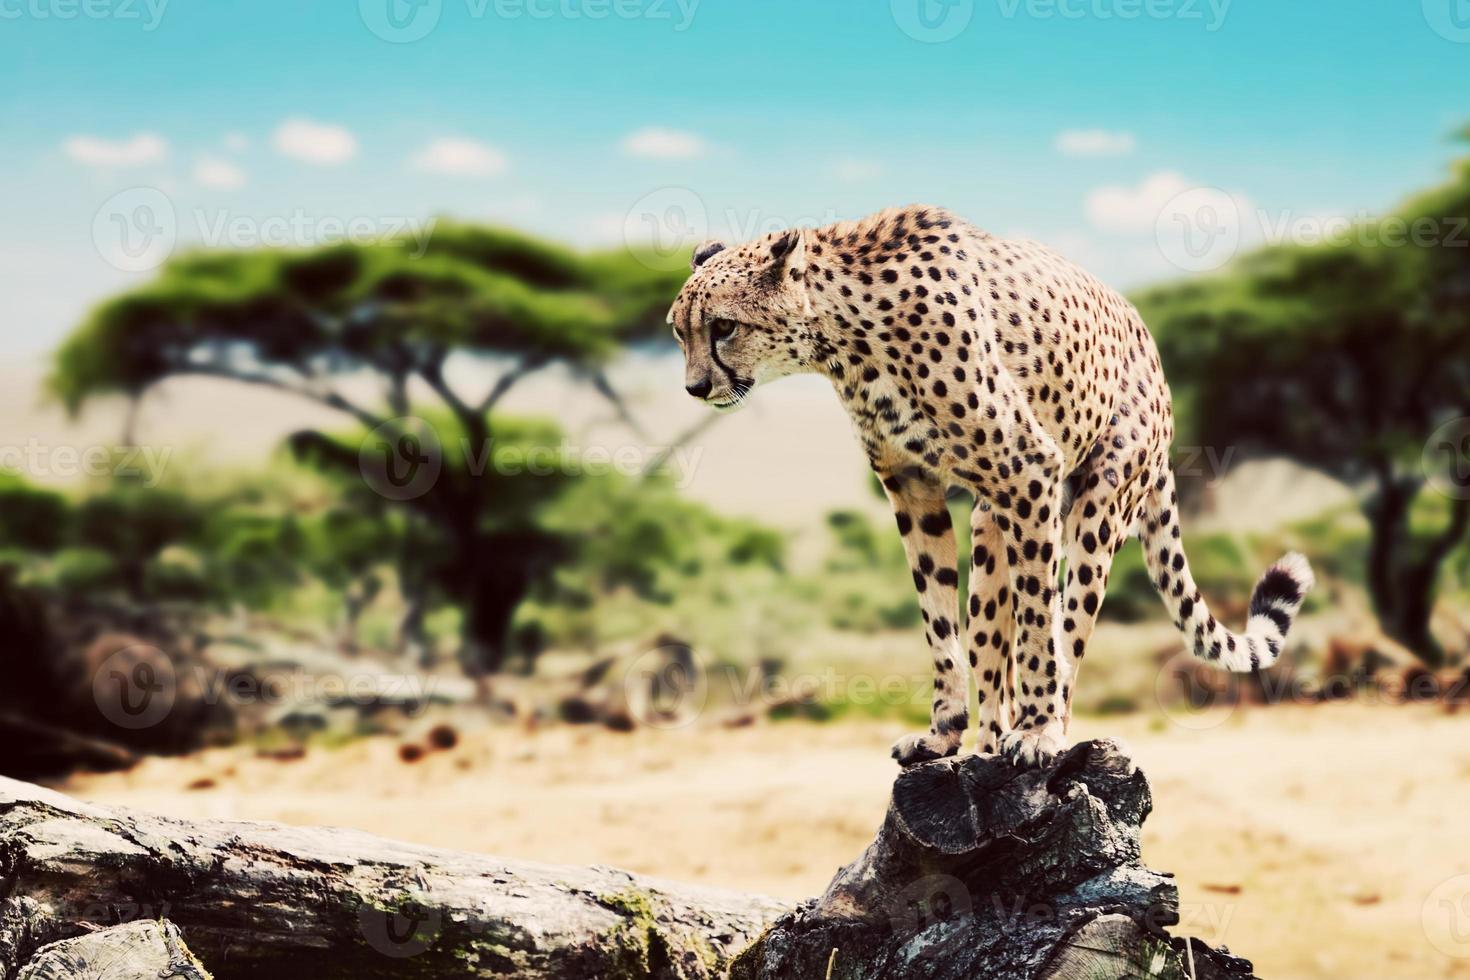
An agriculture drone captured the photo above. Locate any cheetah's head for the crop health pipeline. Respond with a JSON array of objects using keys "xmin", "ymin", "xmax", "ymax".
[{"xmin": 666, "ymin": 228, "xmax": 818, "ymax": 411}]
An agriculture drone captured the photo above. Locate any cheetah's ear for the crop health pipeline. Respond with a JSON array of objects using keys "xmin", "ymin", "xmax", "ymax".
[
  {"xmin": 768, "ymin": 228, "xmax": 813, "ymax": 318},
  {"xmin": 768, "ymin": 228, "xmax": 806, "ymax": 274},
  {"xmin": 691, "ymin": 240, "xmax": 726, "ymax": 270}
]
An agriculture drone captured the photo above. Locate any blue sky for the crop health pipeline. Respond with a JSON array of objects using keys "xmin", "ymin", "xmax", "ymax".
[{"xmin": 1, "ymin": 0, "xmax": 1467, "ymax": 355}]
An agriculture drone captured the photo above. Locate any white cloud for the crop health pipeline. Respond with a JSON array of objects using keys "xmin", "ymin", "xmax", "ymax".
[
  {"xmin": 1087, "ymin": 171, "xmax": 1257, "ymax": 239},
  {"xmin": 1085, "ymin": 171, "xmax": 1196, "ymax": 234},
  {"xmin": 832, "ymin": 158, "xmax": 883, "ymax": 183},
  {"xmin": 272, "ymin": 117, "xmax": 357, "ymax": 166},
  {"xmin": 1055, "ymin": 129, "xmax": 1136, "ymax": 157},
  {"xmin": 222, "ymin": 132, "xmax": 250, "ymax": 152},
  {"xmin": 622, "ymin": 127, "xmax": 707, "ymax": 160},
  {"xmin": 63, "ymin": 133, "xmax": 168, "ymax": 168},
  {"xmin": 410, "ymin": 137, "xmax": 509, "ymax": 178},
  {"xmin": 193, "ymin": 156, "xmax": 247, "ymax": 190},
  {"xmin": 1086, "ymin": 172, "xmax": 1262, "ymax": 279}
]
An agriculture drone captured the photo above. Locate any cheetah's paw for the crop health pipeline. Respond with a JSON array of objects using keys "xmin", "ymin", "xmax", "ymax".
[
  {"xmin": 998, "ymin": 728, "xmax": 1066, "ymax": 769},
  {"xmin": 890, "ymin": 732, "xmax": 961, "ymax": 767}
]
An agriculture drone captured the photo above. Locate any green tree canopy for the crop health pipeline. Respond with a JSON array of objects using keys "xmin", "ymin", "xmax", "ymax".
[
  {"xmin": 1136, "ymin": 153, "xmax": 1470, "ymax": 663},
  {"xmin": 53, "ymin": 224, "xmax": 684, "ymax": 428},
  {"xmin": 52, "ymin": 224, "xmax": 689, "ymax": 675}
]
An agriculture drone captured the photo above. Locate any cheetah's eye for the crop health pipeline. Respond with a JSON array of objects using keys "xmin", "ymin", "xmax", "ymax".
[{"xmin": 710, "ymin": 318, "xmax": 739, "ymax": 341}]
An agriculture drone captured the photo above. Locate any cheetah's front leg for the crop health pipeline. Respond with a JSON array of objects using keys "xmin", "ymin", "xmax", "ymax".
[
  {"xmin": 996, "ymin": 470, "xmax": 1071, "ymax": 769},
  {"xmin": 878, "ymin": 466, "xmax": 969, "ymax": 766},
  {"xmin": 967, "ymin": 504, "xmax": 1014, "ymax": 754}
]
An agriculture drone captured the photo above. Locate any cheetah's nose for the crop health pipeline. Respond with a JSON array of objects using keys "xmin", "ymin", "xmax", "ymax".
[{"xmin": 685, "ymin": 377, "xmax": 713, "ymax": 399}]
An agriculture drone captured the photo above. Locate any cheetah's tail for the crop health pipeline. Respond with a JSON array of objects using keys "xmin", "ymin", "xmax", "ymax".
[{"xmin": 1139, "ymin": 472, "xmax": 1315, "ymax": 672}]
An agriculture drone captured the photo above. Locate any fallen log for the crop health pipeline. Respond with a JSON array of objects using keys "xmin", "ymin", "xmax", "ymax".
[
  {"xmin": 0, "ymin": 740, "xmax": 1257, "ymax": 979},
  {"xmin": 0, "ymin": 779, "xmax": 784, "ymax": 979}
]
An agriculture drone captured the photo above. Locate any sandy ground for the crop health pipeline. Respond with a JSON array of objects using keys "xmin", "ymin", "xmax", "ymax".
[{"xmin": 59, "ymin": 703, "xmax": 1470, "ymax": 980}]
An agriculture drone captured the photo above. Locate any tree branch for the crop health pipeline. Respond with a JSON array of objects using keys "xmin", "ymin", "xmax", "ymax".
[
  {"xmin": 175, "ymin": 365, "xmax": 390, "ymax": 432},
  {"xmin": 477, "ymin": 356, "xmax": 549, "ymax": 415},
  {"xmin": 1425, "ymin": 494, "xmax": 1470, "ymax": 567},
  {"xmin": 419, "ymin": 358, "xmax": 478, "ymax": 429},
  {"xmin": 642, "ymin": 412, "xmax": 721, "ymax": 479},
  {"xmin": 586, "ymin": 369, "xmax": 652, "ymax": 443}
]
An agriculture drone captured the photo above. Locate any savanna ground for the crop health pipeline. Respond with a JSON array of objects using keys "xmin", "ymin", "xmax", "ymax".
[{"xmin": 60, "ymin": 698, "xmax": 1470, "ymax": 980}]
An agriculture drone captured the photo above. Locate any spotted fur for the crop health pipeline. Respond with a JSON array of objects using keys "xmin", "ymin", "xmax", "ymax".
[{"xmin": 668, "ymin": 206, "xmax": 1315, "ymax": 767}]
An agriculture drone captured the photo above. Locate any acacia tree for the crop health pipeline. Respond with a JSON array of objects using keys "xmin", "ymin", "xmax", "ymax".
[
  {"xmin": 1136, "ymin": 154, "xmax": 1470, "ymax": 665},
  {"xmin": 53, "ymin": 225, "xmax": 685, "ymax": 675}
]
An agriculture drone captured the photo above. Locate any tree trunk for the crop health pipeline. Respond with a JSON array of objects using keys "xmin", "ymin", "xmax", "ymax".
[
  {"xmin": 1, "ymin": 740, "xmax": 1256, "ymax": 980},
  {"xmin": 1365, "ymin": 475, "xmax": 1446, "ymax": 667}
]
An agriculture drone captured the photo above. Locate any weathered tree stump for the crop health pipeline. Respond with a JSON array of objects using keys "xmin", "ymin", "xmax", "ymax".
[
  {"xmin": 730, "ymin": 739, "xmax": 1258, "ymax": 980},
  {"xmin": 0, "ymin": 740, "xmax": 1259, "ymax": 979}
]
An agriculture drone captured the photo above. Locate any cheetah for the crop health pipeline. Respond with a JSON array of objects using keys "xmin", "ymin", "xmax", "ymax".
[{"xmin": 667, "ymin": 205, "xmax": 1314, "ymax": 768}]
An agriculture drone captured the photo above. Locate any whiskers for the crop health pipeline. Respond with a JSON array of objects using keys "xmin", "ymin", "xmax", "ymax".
[{"xmin": 709, "ymin": 380, "xmax": 752, "ymax": 411}]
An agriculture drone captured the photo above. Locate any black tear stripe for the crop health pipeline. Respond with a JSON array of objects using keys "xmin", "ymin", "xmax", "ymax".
[{"xmin": 707, "ymin": 329, "xmax": 739, "ymax": 388}]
